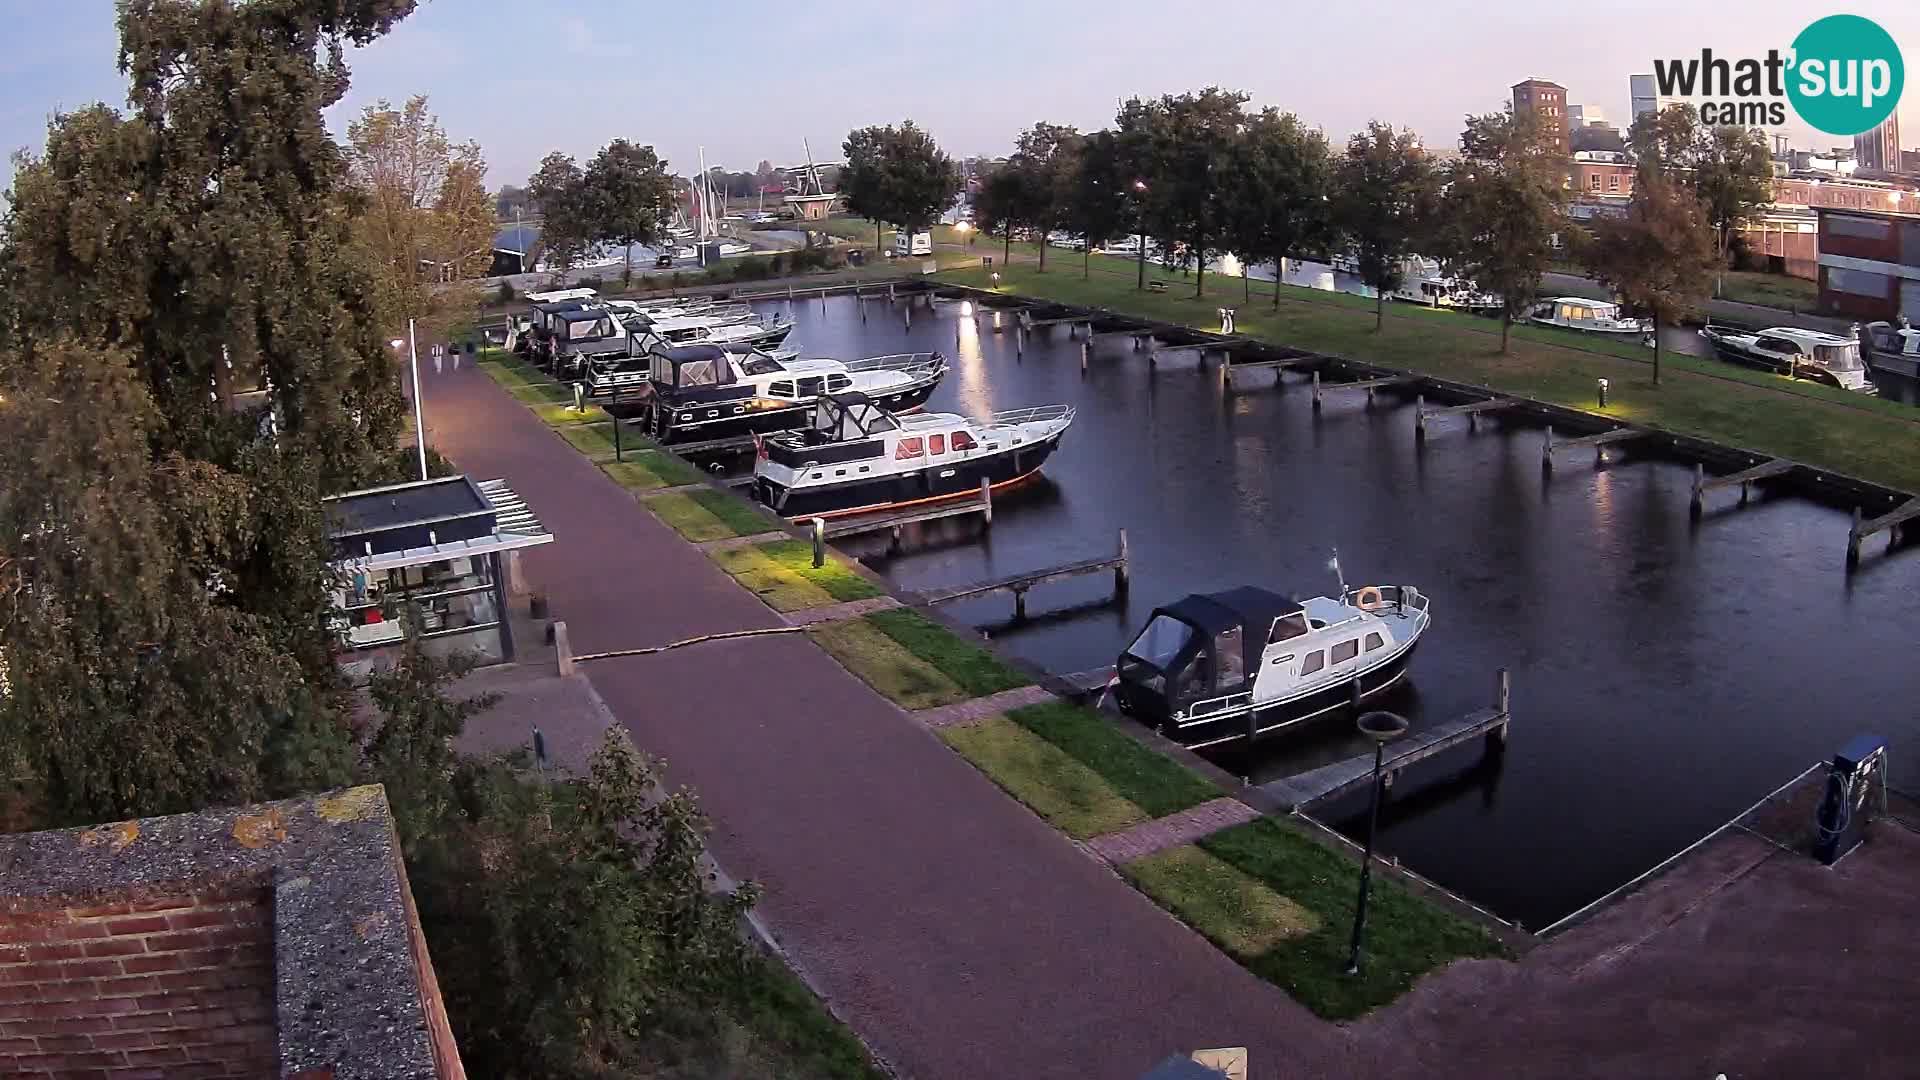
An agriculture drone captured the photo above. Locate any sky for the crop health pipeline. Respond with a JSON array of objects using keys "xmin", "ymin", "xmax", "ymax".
[{"xmin": 4, "ymin": 0, "xmax": 1919, "ymax": 193}]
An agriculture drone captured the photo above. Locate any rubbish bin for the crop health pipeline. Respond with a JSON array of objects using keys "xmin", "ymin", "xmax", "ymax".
[{"xmin": 848, "ymin": 248, "xmax": 866, "ymax": 267}]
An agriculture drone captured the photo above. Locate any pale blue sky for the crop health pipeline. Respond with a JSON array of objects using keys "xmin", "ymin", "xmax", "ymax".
[{"xmin": 4, "ymin": 1, "xmax": 1917, "ymax": 193}]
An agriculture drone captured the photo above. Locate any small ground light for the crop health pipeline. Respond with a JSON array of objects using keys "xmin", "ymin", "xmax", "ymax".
[
  {"xmin": 991, "ymin": 272, "xmax": 1001, "ymax": 288},
  {"xmin": 389, "ymin": 338, "xmax": 404, "ymax": 349},
  {"xmin": 1597, "ymin": 378, "xmax": 1610, "ymax": 408}
]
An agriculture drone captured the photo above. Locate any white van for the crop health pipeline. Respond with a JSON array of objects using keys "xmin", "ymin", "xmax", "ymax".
[{"xmin": 892, "ymin": 230, "xmax": 933, "ymax": 257}]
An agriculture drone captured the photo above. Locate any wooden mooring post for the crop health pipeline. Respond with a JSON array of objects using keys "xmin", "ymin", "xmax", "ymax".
[
  {"xmin": 811, "ymin": 517, "xmax": 826, "ymax": 568},
  {"xmin": 1081, "ymin": 340, "xmax": 1090, "ymax": 374}
]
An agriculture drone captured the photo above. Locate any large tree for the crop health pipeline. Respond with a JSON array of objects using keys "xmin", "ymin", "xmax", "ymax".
[
  {"xmin": 524, "ymin": 151, "xmax": 592, "ymax": 274},
  {"xmin": 1436, "ymin": 108, "xmax": 1568, "ymax": 352},
  {"xmin": 1118, "ymin": 88, "xmax": 1248, "ymax": 298},
  {"xmin": 1333, "ymin": 121, "xmax": 1439, "ymax": 331},
  {"xmin": 1222, "ymin": 108, "xmax": 1335, "ymax": 307},
  {"xmin": 1628, "ymin": 104, "xmax": 1772, "ymax": 289},
  {"xmin": 344, "ymin": 95, "xmax": 495, "ymax": 339},
  {"xmin": 1580, "ymin": 173, "xmax": 1719, "ymax": 385},
  {"xmin": 972, "ymin": 165, "xmax": 1037, "ymax": 270},
  {"xmin": 1066, "ymin": 130, "xmax": 1131, "ymax": 279},
  {"xmin": 0, "ymin": 0, "xmax": 419, "ymax": 824},
  {"xmin": 581, "ymin": 139, "xmax": 674, "ymax": 284},
  {"xmin": 1008, "ymin": 122, "xmax": 1083, "ymax": 273},
  {"xmin": 840, "ymin": 120, "xmax": 962, "ymax": 254}
]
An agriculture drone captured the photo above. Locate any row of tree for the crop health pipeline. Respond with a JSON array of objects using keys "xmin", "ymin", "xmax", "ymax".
[
  {"xmin": 951, "ymin": 88, "xmax": 1770, "ymax": 375},
  {"xmin": 525, "ymin": 141, "xmax": 678, "ymax": 282}
]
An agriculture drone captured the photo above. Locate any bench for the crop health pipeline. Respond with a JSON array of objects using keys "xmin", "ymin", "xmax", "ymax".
[{"xmin": 1147, "ymin": 281, "xmax": 1169, "ymax": 293}]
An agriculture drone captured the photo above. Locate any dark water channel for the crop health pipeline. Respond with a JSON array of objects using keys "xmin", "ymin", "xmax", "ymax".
[{"xmin": 747, "ymin": 293, "xmax": 1920, "ymax": 928}]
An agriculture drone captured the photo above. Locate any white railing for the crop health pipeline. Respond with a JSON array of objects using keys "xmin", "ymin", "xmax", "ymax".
[
  {"xmin": 842, "ymin": 352, "xmax": 945, "ymax": 377},
  {"xmin": 986, "ymin": 404, "xmax": 1075, "ymax": 428},
  {"xmin": 1187, "ymin": 690, "xmax": 1253, "ymax": 719}
]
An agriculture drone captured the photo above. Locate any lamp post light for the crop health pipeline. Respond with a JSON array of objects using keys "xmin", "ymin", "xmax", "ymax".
[
  {"xmin": 1347, "ymin": 709, "xmax": 1409, "ymax": 976},
  {"xmin": 1132, "ymin": 179, "xmax": 1149, "ymax": 292},
  {"xmin": 1596, "ymin": 377, "xmax": 1610, "ymax": 409},
  {"xmin": 990, "ymin": 271, "xmax": 1002, "ymax": 290}
]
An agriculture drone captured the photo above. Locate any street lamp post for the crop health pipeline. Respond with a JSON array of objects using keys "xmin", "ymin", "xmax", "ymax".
[
  {"xmin": 1347, "ymin": 710, "xmax": 1409, "ymax": 976},
  {"xmin": 1133, "ymin": 179, "xmax": 1149, "ymax": 292}
]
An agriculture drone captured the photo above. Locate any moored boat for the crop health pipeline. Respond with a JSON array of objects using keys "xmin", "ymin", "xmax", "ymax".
[
  {"xmin": 1112, "ymin": 575, "xmax": 1431, "ymax": 750},
  {"xmin": 1528, "ymin": 296, "xmax": 1652, "ymax": 343},
  {"xmin": 751, "ymin": 393, "xmax": 1073, "ymax": 519},
  {"xmin": 641, "ymin": 346, "xmax": 947, "ymax": 442},
  {"xmin": 1860, "ymin": 319, "xmax": 1920, "ymax": 379},
  {"xmin": 1700, "ymin": 324, "xmax": 1875, "ymax": 393}
]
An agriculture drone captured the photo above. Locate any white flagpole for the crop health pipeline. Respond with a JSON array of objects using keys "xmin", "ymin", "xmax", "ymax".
[{"xmin": 408, "ymin": 318, "xmax": 427, "ymax": 481}]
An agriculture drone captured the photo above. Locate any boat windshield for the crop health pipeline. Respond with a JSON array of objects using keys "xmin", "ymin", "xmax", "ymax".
[
  {"xmin": 738, "ymin": 352, "xmax": 788, "ymax": 376},
  {"xmin": 1816, "ymin": 343, "xmax": 1863, "ymax": 371},
  {"xmin": 1124, "ymin": 615, "xmax": 1195, "ymax": 670}
]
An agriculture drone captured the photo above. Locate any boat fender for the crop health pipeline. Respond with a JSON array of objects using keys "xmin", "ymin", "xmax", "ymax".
[{"xmin": 1355, "ymin": 586, "xmax": 1385, "ymax": 611}]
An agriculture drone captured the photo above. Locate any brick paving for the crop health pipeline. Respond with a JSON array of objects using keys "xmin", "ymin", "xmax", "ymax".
[
  {"xmin": 779, "ymin": 595, "xmax": 903, "ymax": 627},
  {"xmin": 695, "ymin": 529, "xmax": 790, "ymax": 551},
  {"xmin": 914, "ymin": 684, "xmax": 1057, "ymax": 729},
  {"xmin": 1086, "ymin": 798, "xmax": 1265, "ymax": 864}
]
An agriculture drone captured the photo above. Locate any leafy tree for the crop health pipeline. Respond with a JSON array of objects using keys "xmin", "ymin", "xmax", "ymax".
[
  {"xmin": 581, "ymin": 139, "xmax": 675, "ymax": 284},
  {"xmin": 525, "ymin": 151, "xmax": 592, "ymax": 274},
  {"xmin": 1333, "ymin": 122, "xmax": 1439, "ymax": 331},
  {"xmin": 1435, "ymin": 108, "xmax": 1568, "ymax": 352},
  {"xmin": 1580, "ymin": 173, "xmax": 1719, "ymax": 385},
  {"xmin": 972, "ymin": 165, "xmax": 1036, "ymax": 269},
  {"xmin": 344, "ymin": 95, "xmax": 495, "ymax": 340},
  {"xmin": 1222, "ymin": 108, "xmax": 1335, "ymax": 307},
  {"xmin": 1117, "ymin": 88, "xmax": 1248, "ymax": 298},
  {"xmin": 1628, "ymin": 104, "xmax": 1772, "ymax": 289},
  {"xmin": 1067, "ymin": 130, "xmax": 1131, "ymax": 279},
  {"xmin": 840, "ymin": 120, "xmax": 961, "ymax": 254},
  {"xmin": 1008, "ymin": 122, "xmax": 1083, "ymax": 273}
]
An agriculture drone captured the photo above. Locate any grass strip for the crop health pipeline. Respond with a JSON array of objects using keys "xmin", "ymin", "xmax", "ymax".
[
  {"xmin": 644, "ymin": 492, "xmax": 742, "ymax": 542},
  {"xmin": 724, "ymin": 953, "xmax": 889, "ymax": 1080},
  {"xmin": 709, "ymin": 539, "xmax": 883, "ymax": 612},
  {"xmin": 600, "ymin": 451, "xmax": 707, "ymax": 492},
  {"xmin": 807, "ymin": 618, "xmax": 969, "ymax": 709},
  {"xmin": 559, "ymin": 423, "xmax": 617, "ymax": 457},
  {"xmin": 685, "ymin": 488, "xmax": 780, "ymax": 537},
  {"xmin": 940, "ymin": 717, "xmax": 1147, "ymax": 839},
  {"xmin": 1193, "ymin": 818, "xmax": 1506, "ymax": 1020},
  {"xmin": 506, "ymin": 381, "xmax": 571, "ymax": 405},
  {"xmin": 1125, "ymin": 845, "xmax": 1322, "ymax": 956},
  {"xmin": 534, "ymin": 401, "xmax": 602, "ymax": 426},
  {"xmin": 863, "ymin": 608, "xmax": 1029, "ymax": 697},
  {"xmin": 1005, "ymin": 702, "xmax": 1217, "ymax": 819}
]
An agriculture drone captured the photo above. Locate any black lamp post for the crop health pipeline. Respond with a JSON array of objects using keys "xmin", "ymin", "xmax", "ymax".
[
  {"xmin": 1347, "ymin": 709, "xmax": 1409, "ymax": 976},
  {"xmin": 1133, "ymin": 179, "xmax": 1149, "ymax": 292}
]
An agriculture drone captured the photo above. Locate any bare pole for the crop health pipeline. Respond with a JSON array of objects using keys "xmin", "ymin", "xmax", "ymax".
[{"xmin": 408, "ymin": 318, "xmax": 427, "ymax": 481}]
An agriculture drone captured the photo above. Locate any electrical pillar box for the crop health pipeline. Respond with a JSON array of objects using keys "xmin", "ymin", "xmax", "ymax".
[{"xmin": 1813, "ymin": 733, "xmax": 1886, "ymax": 866}]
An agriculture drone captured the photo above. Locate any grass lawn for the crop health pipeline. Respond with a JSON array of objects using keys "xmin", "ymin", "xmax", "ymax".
[
  {"xmin": 1164, "ymin": 818, "xmax": 1508, "ymax": 1020},
  {"xmin": 862, "ymin": 609, "xmax": 1030, "ymax": 698},
  {"xmin": 939, "ymin": 717, "xmax": 1147, "ymax": 839},
  {"xmin": 1717, "ymin": 270, "xmax": 1818, "ymax": 311},
  {"xmin": 807, "ymin": 617, "xmax": 970, "ymax": 709},
  {"xmin": 559, "ymin": 422, "xmax": 619, "ymax": 457},
  {"xmin": 940, "ymin": 261, "xmax": 1920, "ymax": 492},
  {"xmin": 707, "ymin": 954, "xmax": 888, "ymax": 1080},
  {"xmin": 534, "ymin": 401, "xmax": 602, "ymax": 426},
  {"xmin": 600, "ymin": 451, "xmax": 707, "ymax": 491},
  {"xmin": 1126, "ymin": 845, "xmax": 1322, "ymax": 956},
  {"xmin": 645, "ymin": 489, "xmax": 780, "ymax": 542},
  {"xmin": 709, "ymin": 539, "xmax": 883, "ymax": 612},
  {"xmin": 1005, "ymin": 702, "xmax": 1217, "ymax": 819},
  {"xmin": 506, "ymin": 381, "xmax": 571, "ymax": 405}
]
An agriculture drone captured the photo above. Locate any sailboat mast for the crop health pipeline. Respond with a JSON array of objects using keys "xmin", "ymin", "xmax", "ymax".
[{"xmin": 697, "ymin": 145, "xmax": 709, "ymax": 267}]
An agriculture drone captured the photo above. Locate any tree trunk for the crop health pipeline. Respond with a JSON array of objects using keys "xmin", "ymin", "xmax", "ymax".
[
  {"xmin": 1273, "ymin": 254, "xmax": 1283, "ymax": 309},
  {"xmin": 624, "ymin": 242, "xmax": 633, "ymax": 286},
  {"xmin": 1037, "ymin": 227, "xmax": 1047, "ymax": 273},
  {"xmin": 1004, "ymin": 228, "xmax": 1012, "ymax": 267},
  {"xmin": 1137, "ymin": 236, "xmax": 1146, "ymax": 291},
  {"xmin": 1374, "ymin": 289, "xmax": 1385, "ymax": 332},
  {"xmin": 1651, "ymin": 308, "xmax": 1662, "ymax": 386},
  {"xmin": 1500, "ymin": 309, "xmax": 1512, "ymax": 354},
  {"xmin": 1194, "ymin": 236, "xmax": 1206, "ymax": 299},
  {"xmin": 875, "ymin": 221, "xmax": 882, "ymax": 255},
  {"xmin": 1084, "ymin": 246, "xmax": 1091, "ymax": 279},
  {"xmin": 1243, "ymin": 268, "xmax": 1250, "ymax": 303}
]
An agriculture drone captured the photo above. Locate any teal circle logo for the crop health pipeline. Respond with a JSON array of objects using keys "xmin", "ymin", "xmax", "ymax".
[{"xmin": 1787, "ymin": 15, "xmax": 1904, "ymax": 136}]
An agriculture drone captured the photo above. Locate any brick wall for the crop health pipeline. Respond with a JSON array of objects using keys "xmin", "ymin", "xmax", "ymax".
[
  {"xmin": 388, "ymin": 845, "xmax": 466, "ymax": 1080},
  {"xmin": 0, "ymin": 882, "xmax": 276, "ymax": 1079}
]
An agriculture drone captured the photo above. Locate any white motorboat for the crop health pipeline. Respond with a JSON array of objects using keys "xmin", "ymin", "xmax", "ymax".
[
  {"xmin": 1860, "ymin": 319, "xmax": 1920, "ymax": 379},
  {"xmin": 1700, "ymin": 325, "xmax": 1876, "ymax": 393},
  {"xmin": 752, "ymin": 394, "xmax": 1073, "ymax": 519},
  {"xmin": 641, "ymin": 346, "xmax": 948, "ymax": 443},
  {"xmin": 1528, "ymin": 297, "xmax": 1652, "ymax": 343}
]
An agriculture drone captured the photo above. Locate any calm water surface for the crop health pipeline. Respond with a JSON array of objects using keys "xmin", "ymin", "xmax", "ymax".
[{"xmin": 749, "ymin": 293, "xmax": 1920, "ymax": 928}]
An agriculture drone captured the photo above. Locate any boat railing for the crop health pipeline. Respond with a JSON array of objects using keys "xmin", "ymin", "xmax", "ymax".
[
  {"xmin": 841, "ymin": 351, "xmax": 945, "ymax": 377},
  {"xmin": 1185, "ymin": 690, "xmax": 1254, "ymax": 721},
  {"xmin": 984, "ymin": 404, "xmax": 1075, "ymax": 428},
  {"xmin": 1345, "ymin": 584, "xmax": 1431, "ymax": 614}
]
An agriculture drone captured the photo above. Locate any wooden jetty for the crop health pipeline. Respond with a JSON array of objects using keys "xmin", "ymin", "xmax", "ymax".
[
  {"xmin": 816, "ymin": 479, "xmax": 996, "ymax": 549},
  {"xmin": 1310, "ymin": 371, "xmax": 1418, "ymax": 410},
  {"xmin": 1059, "ymin": 665, "xmax": 1118, "ymax": 698},
  {"xmin": 1847, "ymin": 496, "xmax": 1920, "ymax": 566},
  {"xmin": 661, "ymin": 432, "xmax": 759, "ymax": 458},
  {"xmin": 1540, "ymin": 424, "xmax": 1649, "ymax": 471},
  {"xmin": 911, "ymin": 530, "xmax": 1129, "ymax": 620},
  {"xmin": 1220, "ymin": 351, "xmax": 1324, "ymax": 389},
  {"xmin": 1413, "ymin": 394, "xmax": 1520, "ymax": 439},
  {"xmin": 1150, "ymin": 338, "xmax": 1241, "ymax": 365},
  {"xmin": 1019, "ymin": 310, "xmax": 1094, "ymax": 334},
  {"xmin": 1690, "ymin": 458, "xmax": 1795, "ymax": 516},
  {"xmin": 1258, "ymin": 670, "xmax": 1511, "ymax": 811}
]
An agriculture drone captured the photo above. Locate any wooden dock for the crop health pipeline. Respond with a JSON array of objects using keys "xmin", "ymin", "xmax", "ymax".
[
  {"xmin": 911, "ymin": 530, "xmax": 1129, "ymax": 620},
  {"xmin": 822, "ymin": 487, "xmax": 994, "ymax": 545},
  {"xmin": 1848, "ymin": 496, "xmax": 1920, "ymax": 566},
  {"xmin": 1690, "ymin": 458, "xmax": 1795, "ymax": 515},
  {"xmin": 1258, "ymin": 671, "xmax": 1511, "ymax": 811},
  {"xmin": 1414, "ymin": 394, "xmax": 1520, "ymax": 439},
  {"xmin": 1020, "ymin": 311, "xmax": 1094, "ymax": 333},
  {"xmin": 662, "ymin": 432, "xmax": 759, "ymax": 458},
  {"xmin": 1220, "ymin": 352, "xmax": 1325, "ymax": 388},
  {"xmin": 1540, "ymin": 424, "xmax": 1648, "ymax": 470},
  {"xmin": 1310, "ymin": 371, "xmax": 1418, "ymax": 410}
]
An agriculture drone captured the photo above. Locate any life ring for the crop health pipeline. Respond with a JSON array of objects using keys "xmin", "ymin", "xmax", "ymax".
[{"xmin": 1354, "ymin": 586, "xmax": 1384, "ymax": 611}]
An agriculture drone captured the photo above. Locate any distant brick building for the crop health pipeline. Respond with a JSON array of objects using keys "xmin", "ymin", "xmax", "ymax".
[
  {"xmin": 1512, "ymin": 79, "xmax": 1570, "ymax": 159},
  {"xmin": 1574, "ymin": 153, "xmax": 1635, "ymax": 198},
  {"xmin": 1853, "ymin": 115, "xmax": 1902, "ymax": 173},
  {"xmin": 1814, "ymin": 207, "xmax": 1920, "ymax": 320},
  {"xmin": 0, "ymin": 787, "xmax": 465, "ymax": 1080}
]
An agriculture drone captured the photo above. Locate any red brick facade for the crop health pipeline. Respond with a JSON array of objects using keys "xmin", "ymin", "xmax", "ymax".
[
  {"xmin": 1575, "ymin": 162, "xmax": 1635, "ymax": 197},
  {"xmin": 391, "ymin": 845, "xmax": 467, "ymax": 1080},
  {"xmin": 0, "ymin": 882, "xmax": 275, "ymax": 1079}
]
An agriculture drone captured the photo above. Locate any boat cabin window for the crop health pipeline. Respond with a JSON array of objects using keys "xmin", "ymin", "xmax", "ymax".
[
  {"xmin": 895, "ymin": 436, "xmax": 925, "ymax": 459},
  {"xmin": 768, "ymin": 380, "xmax": 796, "ymax": 398},
  {"xmin": 1214, "ymin": 626, "xmax": 1245, "ymax": 690},
  {"xmin": 1269, "ymin": 612, "xmax": 1309, "ymax": 643},
  {"xmin": 1331, "ymin": 639, "xmax": 1359, "ymax": 664},
  {"xmin": 1125, "ymin": 615, "xmax": 1194, "ymax": 669},
  {"xmin": 668, "ymin": 355, "xmax": 735, "ymax": 388},
  {"xmin": 1299, "ymin": 650, "xmax": 1326, "ymax": 676},
  {"xmin": 1755, "ymin": 336, "xmax": 1800, "ymax": 354},
  {"xmin": 826, "ymin": 374, "xmax": 853, "ymax": 393},
  {"xmin": 1365, "ymin": 632, "xmax": 1385, "ymax": 652},
  {"xmin": 1816, "ymin": 343, "xmax": 1862, "ymax": 371},
  {"xmin": 929, "ymin": 434, "xmax": 946, "ymax": 455},
  {"xmin": 950, "ymin": 431, "xmax": 978, "ymax": 452},
  {"xmin": 739, "ymin": 353, "xmax": 786, "ymax": 376}
]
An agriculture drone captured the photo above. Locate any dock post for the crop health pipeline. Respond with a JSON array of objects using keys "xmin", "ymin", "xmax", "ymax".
[
  {"xmin": 904, "ymin": 303, "xmax": 912, "ymax": 329},
  {"xmin": 1219, "ymin": 354, "xmax": 1230, "ymax": 391},
  {"xmin": 1312, "ymin": 370, "xmax": 1322, "ymax": 411},
  {"xmin": 811, "ymin": 517, "xmax": 826, "ymax": 568},
  {"xmin": 980, "ymin": 477, "xmax": 993, "ymax": 527},
  {"xmin": 1115, "ymin": 528, "xmax": 1131, "ymax": 597},
  {"xmin": 1133, "ymin": 333, "xmax": 1144, "ymax": 352},
  {"xmin": 1541, "ymin": 425, "xmax": 1554, "ymax": 472},
  {"xmin": 888, "ymin": 525, "xmax": 903, "ymax": 554},
  {"xmin": 1847, "ymin": 507, "xmax": 1863, "ymax": 567},
  {"xmin": 1414, "ymin": 395, "xmax": 1426, "ymax": 441},
  {"xmin": 1690, "ymin": 463, "xmax": 1705, "ymax": 517},
  {"xmin": 1013, "ymin": 587, "xmax": 1028, "ymax": 621},
  {"xmin": 1492, "ymin": 667, "xmax": 1511, "ymax": 747},
  {"xmin": 1017, "ymin": 326, "xmax": 1025, "ymax": 358},
  {"xmin": 1081, "ymin": 340, "xmax": 1089, "ymax": 374},
  {"xmin": 957, "ymin": 323, "xmax": 962, "ymax": 348},
  {"xmin": 787, "ymin": 282, "xmax": 794, "ymax": 301},
  {"xmin": 887, "ymin": 282, "xmax": 895, "ymax": 305},
  {"xmin": 554, "ymin": 621, "xmax": 574, "ymax": 677}
]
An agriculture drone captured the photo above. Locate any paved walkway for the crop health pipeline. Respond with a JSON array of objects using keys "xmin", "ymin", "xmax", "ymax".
[
  {"xmin": 1087, "ymin": 799, "xmax": 1264, "ymax": 864},
  {"xmin": 913, "ymin": 685, "xmax": 1056, "ymax": 730},
  {"xmin": 423, "ymin": 364, "xmax": 1354, "ymax": 1080}
]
